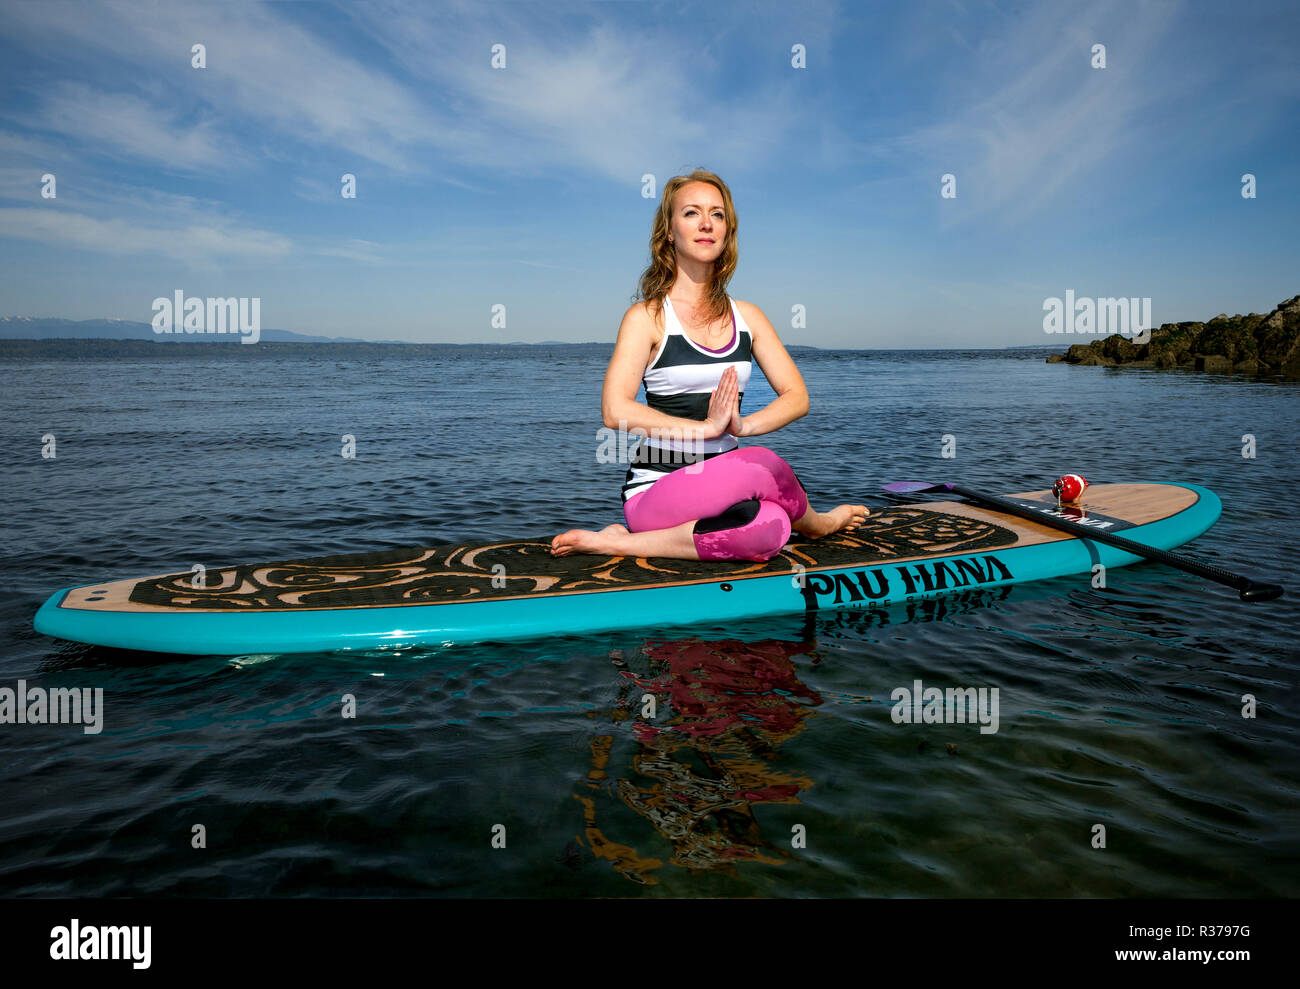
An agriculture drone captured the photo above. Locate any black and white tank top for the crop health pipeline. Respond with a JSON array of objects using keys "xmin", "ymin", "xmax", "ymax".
[{"xmin": 621, "ymin": 296, "xmax": 754, "ymax": 503}]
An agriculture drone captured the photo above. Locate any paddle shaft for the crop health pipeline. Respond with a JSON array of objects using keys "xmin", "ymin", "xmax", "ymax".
[{"xmin": 943, "ymin": 484, "xmax": 1284, "ymax": 602}]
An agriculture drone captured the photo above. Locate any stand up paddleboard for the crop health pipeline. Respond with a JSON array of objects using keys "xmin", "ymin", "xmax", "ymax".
[{"xmin": 35, "ymin": 482, "xmax": 1227, "ymax": 656}]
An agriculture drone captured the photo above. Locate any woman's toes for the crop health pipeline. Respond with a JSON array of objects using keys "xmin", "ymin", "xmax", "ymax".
[
  {"xmin": 551, "ymin": 531, "xmax": 579, "ymax": 556},
  {"xmin": 551, "ymin": 528, "xmax": 620, "ymax": 556}
]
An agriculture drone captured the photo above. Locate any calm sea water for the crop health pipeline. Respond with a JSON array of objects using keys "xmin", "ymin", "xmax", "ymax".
[{"xmin": 1, "ymin": 345, "xmax": 1297, "ymax": 897}]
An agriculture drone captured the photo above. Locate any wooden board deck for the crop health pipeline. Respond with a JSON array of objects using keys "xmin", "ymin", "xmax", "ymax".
[{"xmin": 57, "ymin": 484, "xmax": 1196, "ymax": 615}]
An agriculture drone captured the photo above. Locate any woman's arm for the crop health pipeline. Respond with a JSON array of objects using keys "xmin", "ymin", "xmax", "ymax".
[
  {"xmin": 734, "ymin": 301, "xmax": 811, "ymax": 437},
  {"xmin": 602, "ymin": 303, "xmax": 734, "ymax": 442}
]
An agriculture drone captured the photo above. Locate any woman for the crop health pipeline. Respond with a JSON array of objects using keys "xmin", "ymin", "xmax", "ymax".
[{"xmin": 551, "ymin": 170, "xmax": 869, "ymax": 562}]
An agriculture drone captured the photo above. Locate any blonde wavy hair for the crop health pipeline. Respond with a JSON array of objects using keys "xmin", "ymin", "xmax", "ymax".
[{"xmin": 635, "ymin": 170, "xmax": 738, "ymax": 326}]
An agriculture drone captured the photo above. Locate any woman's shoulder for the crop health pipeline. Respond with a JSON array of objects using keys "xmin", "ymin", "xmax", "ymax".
[
  {"xmin": 616, "ymin": 300, "xmax": 666, "ymax": 350},
  {"xmin": 732, "ymin": 299, "xmax": 774, "ymax": 337},
  {"xmin": 620, "ymin": 299, "xmax": 663, "ymax": 332}
]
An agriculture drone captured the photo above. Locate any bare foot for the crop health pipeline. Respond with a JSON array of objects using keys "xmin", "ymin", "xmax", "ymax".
[
  {"xmin": 550, "ymin": 523, "xmax": 628, "ymax": 557},
  {"xmin": 795, "ymin": 504, "xmax": 871, "ymax": 538}
]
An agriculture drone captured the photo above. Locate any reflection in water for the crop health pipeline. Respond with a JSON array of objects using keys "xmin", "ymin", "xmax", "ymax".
[
  {"xmin": 571, "ymin": 586, "xmax": 1017, "ymax": 884},
  {"xmin": 816, "ymin": 584, "xmax": 1013, "ymax": 635},
  {"xmin": 574, "ymin": 635, "xmax": 822, "ymax": 884}
]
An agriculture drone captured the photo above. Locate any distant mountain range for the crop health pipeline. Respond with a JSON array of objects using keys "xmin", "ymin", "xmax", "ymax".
[
  {"xmin": 0, "ymin": 317, "xmax": 822, "ymax": 348},
  {"xmin": 0, "ymin": 316, "xmax": 397, "ymax": 344}
]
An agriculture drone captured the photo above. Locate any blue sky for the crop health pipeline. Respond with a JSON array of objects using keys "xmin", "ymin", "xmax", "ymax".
[{"xmin": 0, "ymin": 0, "xmax": 1297, "ymax": 347}]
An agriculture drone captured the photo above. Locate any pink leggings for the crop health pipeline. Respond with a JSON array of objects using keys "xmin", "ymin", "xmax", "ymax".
[{"xmin": 622, "ymin": 447, "xmax": 810, "ymax": 562}]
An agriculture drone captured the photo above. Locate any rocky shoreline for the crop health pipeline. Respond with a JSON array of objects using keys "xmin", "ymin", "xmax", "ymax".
[{"xmin": 1047, "ymin": 294, "xmax": 1300, "ymax": 374}]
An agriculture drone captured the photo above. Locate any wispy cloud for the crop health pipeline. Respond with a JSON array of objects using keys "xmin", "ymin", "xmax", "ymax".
[
  {"xmin": 2, "ymin": 0, "xmax": 818, "ymax": 187},
  {"xmin": 873, "ymin": 0, "xmax": 1183, "ymax": 225},
  {"xmin": 316, "ymin": 238, "xmax": 386, "ymax": 264},
  {"xmin": 0, "ymin": 206, "xmax": 294, "ymax": 259},
  {"xmin": 26, "ymin": 82, "xmax": 249, "ymax": 172},
  {"xmin": 0, "ymin": 130, "xmax": 73, "ymax": 174},
  {"xmin": 2, "ymin": 1, "xmax": 445, "ymax": 174},
  {"xmin": 1, "ymin": 0, "xmax": 1294, "ymax": 344},
  {"xmin": 290, "ymin": 175, "xmax": 345, "ymax": 204},
  {"xmin": 0, "ymin": 0, "xmax": 823, "ymax": 265},
  {"xmin": 335, "ymin": 0, "xmax": 823, "ymax": 182}
]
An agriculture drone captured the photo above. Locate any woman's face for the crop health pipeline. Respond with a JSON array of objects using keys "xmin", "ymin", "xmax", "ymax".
[{"xmin": 670, "ymin": 182, "xmax": 727, "ymax": 264}]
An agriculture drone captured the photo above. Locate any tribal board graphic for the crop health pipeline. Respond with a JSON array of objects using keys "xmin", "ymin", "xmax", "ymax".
[{"xmin": 127, "ymin": 508, "xmax": 1017, "ymax": 611}]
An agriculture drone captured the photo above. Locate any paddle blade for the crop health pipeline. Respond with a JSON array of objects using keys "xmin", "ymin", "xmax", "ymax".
[
  {"xmin": 881, "ymin": 481, "xmax": 951, "ymax": 494},
  {"xmin": 1240, "ymin": 583, "xmax": 1285, "ymax": 602}
]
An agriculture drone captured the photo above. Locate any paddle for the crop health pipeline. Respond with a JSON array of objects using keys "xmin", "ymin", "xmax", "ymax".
[{"xmin": 882, "ymin": 481, "xmax": 1285, "ymax": 602}]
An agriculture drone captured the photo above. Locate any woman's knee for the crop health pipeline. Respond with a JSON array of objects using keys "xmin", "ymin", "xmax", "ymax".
[
  {"xmin": 728, "ymin": 447, "xmax": 808, "ymax": 517},
  {"xmin": 622, "ymin": 491, "xmax": 645, "ymax": 532},
  {"xmin": 731, "ymin": 445, "xmax": 786, "ymax": 470},
  {"xmin": 692, "ymin": 499, "xmax": 791, "ymax": 562},
  {"xmin": 623, "ymin": 488, "xmax": 687, "ymax": 533},
  {"xmin": 732, "ymin": 447, "xmax": 800, "ymax": 486},
  {"xmin": 746, "ymin": 500, "xmax": 793, "ymax": 559}
]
